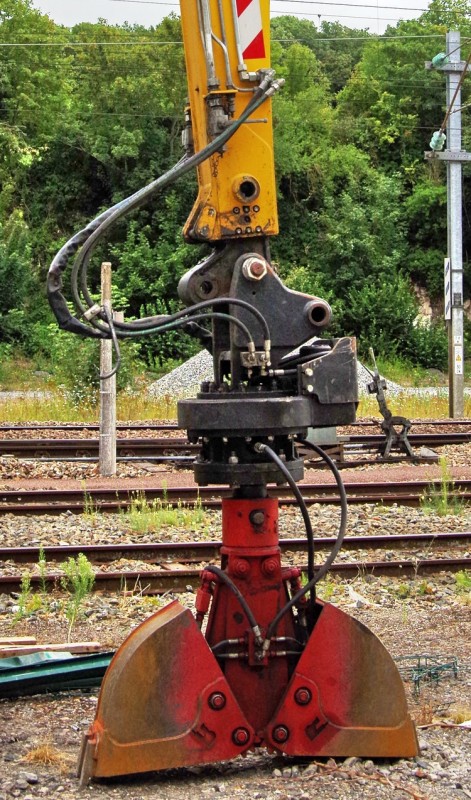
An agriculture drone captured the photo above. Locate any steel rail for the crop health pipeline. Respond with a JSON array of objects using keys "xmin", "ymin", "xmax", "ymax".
[
  {"xmin": 0, "ymin": 423, "xmax": 180, "ymax": 432},
  {"xmin": 0, "ymin": 419, "xmax": 469, "ymax": 434},
  {"xmin": 0, "ymin": 437, "xmax": 196, "ymax": 458},
  {"xmin": 1, "ymin": 479, "xmax": 471, "ymax": 514},
  {"xmin": 345, "ymin": 432, "xmax": 471, "ymax": 446},
  {"xmin": 0, "ymin": 431, "xmax": 469, "ymax": 459},
  {"xmin": 1, "ymin": 556, "xmax": 469, "ymax": 595},
  {"xmin": 1, "ymin": 531, "xmax": 470, "ymax": 566}
]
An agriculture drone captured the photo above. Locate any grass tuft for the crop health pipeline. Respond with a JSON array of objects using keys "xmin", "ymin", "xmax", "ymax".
[
  {"xmin": 124, "ymin": 492, "xmax": 207, "ymax": 534},
  {"xmin": 23, "ymin": 742, "xmax": 68, "ymax": 770},
  {"xmin": 420, "ymin": 456, "xmax": 468, "ymax": 516}
]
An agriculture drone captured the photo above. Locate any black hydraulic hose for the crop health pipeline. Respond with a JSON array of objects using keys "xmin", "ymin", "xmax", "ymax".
[
  {"xmin": 254, "ymin": 442, "xmax": 316, "ymax": 583},
  {"xmin": 103, "ymin": 297, "xmax": 270, "ymax": 342},
  {"xmin": 204, "ymin": 565, "xmax": 263, "ymax": 645},
  {"xmin": 135, "ymin": 310, "xmax": 254, "ymax": 344},
  {"xmin": 262, "ymin": 440, "xmax": 348, "ymax": 647},
  {"xmin": 48, "ymin": 83, "xmax": 278, "ymax": 338},
  {"xmin": 98, "ymin": 309, "xmax": 254, "ymax": 378}
]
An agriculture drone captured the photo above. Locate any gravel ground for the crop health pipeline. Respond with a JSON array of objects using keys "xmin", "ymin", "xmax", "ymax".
[
  {"xmin": 1, "ymin": 583, "xmax": 470, "ymax": 800},
  {"xmin": 0, "ymin": 418, "xmax": 470, "ymax": 800},
  {"xmin": 1, "ymin": 499, "xmax": 471, "ymax": 800}
]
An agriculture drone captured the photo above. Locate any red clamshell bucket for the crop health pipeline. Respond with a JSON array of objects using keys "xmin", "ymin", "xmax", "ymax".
[{"xmin": 78, "ymin": 497, "xmax": 418, "ymax": 783}]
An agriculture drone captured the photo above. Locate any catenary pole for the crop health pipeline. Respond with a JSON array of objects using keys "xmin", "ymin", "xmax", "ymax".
[
  {"xmin": 425, "ymin": 32, "xmax": 470, "ymax": 417},
  {"xmin": 446, "ymin": 31, "xmax": 464, "ymax": 417}
]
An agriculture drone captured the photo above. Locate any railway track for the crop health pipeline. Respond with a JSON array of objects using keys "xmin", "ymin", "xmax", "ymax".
[
  {"xmin": 0, "ymin": 431, "xmax": 468, "ymax": 461},
  {"xmin": 1, "ymin": 556, "xmax": 469, "ymax": 595},
  {"xmin": 1, "ymin": 532, "xmax": 469, "ymax": 594},
  {"xmin": 2, "ymin": 530, "xmax": 470, "ymax": 565},
  {"xmin": 0, "ymin": 437, "xmax": 197, "ymax": 460},
  {"xmin": 1, "ymin": 478, "xmax": 471, "ymax": 514},
  {"xmin": 0, "ymin": 419, "xmax": 469, "ymax": 434}
]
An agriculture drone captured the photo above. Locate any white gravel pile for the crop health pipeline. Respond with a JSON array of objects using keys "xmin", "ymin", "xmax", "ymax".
[{"xmin": 148, "ymin": 349, "xmax": 403, "ymax": 399}]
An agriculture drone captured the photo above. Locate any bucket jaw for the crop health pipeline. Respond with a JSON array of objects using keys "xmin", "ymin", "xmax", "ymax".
[
  {"xmin": 78, "ymin": 600, "xmax": 256, "ymax": 784},
  {"xmin": 79, "ymin": 597, "xmax": 417, "ymax": 783},
  {"xmin": 264, "ymin": 601, "xmax": 418, "ymax": 757}
]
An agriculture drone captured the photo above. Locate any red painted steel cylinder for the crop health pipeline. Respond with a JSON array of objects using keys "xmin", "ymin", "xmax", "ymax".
[{"xmin": 221, "ymin": 497, "xmax": 279, "ymax": 549}]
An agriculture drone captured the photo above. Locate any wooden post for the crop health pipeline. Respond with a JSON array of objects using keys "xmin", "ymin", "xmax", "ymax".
[{"xmin": 99, "ymin": 262, "xmax": 116, "ymax": 476}]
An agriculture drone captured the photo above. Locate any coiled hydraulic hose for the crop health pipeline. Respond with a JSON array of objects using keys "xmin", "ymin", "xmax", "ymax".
[{"xmin": 47, "ymin": 74, "xmax": 283, "ymax": 340}]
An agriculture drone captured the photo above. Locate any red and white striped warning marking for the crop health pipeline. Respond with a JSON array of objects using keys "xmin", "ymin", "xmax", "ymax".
[{"xmin": 236, "ymin": 0, "xmax": 266, "ymax": 60}]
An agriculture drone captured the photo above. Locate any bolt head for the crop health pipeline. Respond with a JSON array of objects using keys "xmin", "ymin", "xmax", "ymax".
[
  {"xmin": 261, "ymin": 557, "xmax": 278, "ymax": 576},
  {"xmin": 242, "ymin": 256, "xmax": 268, "ymax": 281},
  {"xmin": 295, "ymin": 687, "xmax": 312, "ymax": 706},
  {"xmin": 272, "ymin": 725, "xmax": 289, "ymax": 744},
  {"xmin": 208, "ymin": 692, "xmax": 226, "ymax": 710},
  {"xmin": 249, "ymin": 509, "xmax": 265, "ymax": 526},
  {"xmin": 231, "ymin": 558, "xmax": 250, "ymax": 578},
  {"xmin": 232, "ymin": 727, "xmax": 250, "ymax": 746}
]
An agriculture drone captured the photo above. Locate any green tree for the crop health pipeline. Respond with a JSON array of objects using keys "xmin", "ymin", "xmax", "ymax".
[{"xmin": 0, "ymin": 211, "xmax": 34, "ymax": 343}]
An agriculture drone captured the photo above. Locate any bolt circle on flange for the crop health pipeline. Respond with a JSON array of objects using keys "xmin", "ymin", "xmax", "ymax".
[
  {"xmin": 272, "ymin": 725, "xmax": 290, "ymax": 744},
  {"xmin": 208, "ymin": 692, "xmax": 227, "ymax": 711},
  {"xmin": 294, "ymin": 687, "xmax": 312, "ymax": 706},
  {"xmin": 232, "ymin": 727, "xmax": 250, "ymax": 746}
]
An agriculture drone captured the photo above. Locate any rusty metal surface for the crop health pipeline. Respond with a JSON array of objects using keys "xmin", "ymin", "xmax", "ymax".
[
  {"xmin": 78, "ymin": 600, "xmax": 255, "ymax": 782},
  {"xmin": 264, "ymin": 601, "xmax": 419, "ymax": 757},
  {"xmin": 78, "ymin": 497, "xmax": 419, "ymax": 781}
]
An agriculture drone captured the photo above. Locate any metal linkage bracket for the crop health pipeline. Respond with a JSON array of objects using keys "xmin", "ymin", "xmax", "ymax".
[{"xmin": 366, "ymin": 350, "xmax": 414, "ymax": 460}]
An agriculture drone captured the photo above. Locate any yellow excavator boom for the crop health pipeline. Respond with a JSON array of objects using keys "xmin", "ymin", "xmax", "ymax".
[{"xmin": 180, "ymin": 0, "xmax": 279, "ymax": 242}]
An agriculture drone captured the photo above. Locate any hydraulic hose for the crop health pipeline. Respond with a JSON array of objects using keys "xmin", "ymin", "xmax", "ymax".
[
  {"xmin": 101, "ymin": 309, "xmax": 255, "ymax": 378},
  {"xmin": 204, "ymin": 565, "xmax": 263, "ymax": 646},
  {"xmin": 253, "ymin": 442, "xmax": 316, "ymax": 583},
  {"xmin": 257, "ymin": 441, "xmax": 348, "ymax": 648},
  {"xmin": 47, "ymin": 78, "xmax": 282, "ymax": 339},
  {"xmin": 95, "ymin": 297, "xmax": 270, "ymax": 342}
]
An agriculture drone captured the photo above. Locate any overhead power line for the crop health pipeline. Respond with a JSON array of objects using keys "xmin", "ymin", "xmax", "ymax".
[
  {"xmin": 271, "ymin": 11, "xmax": 415, "ymax": 21},
  {"xmin": 0, "ymin": 34, "xmax": 450, "ymax": 46},
  {"xmin": 106, "ymin": 0, "xmax": 429, "ymax": 8},
  {"xmin": 0, "ymin": 40, "xmax": 181, "ymax": 46}
]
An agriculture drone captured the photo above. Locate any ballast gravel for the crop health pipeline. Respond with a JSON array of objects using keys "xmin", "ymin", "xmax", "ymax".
[
  {"xmin": 1, "ymin": 500, "xmax": 470, "ymax": 800},
  {"xmin": 0, "ymin": 413, "xmax": 471, "ymax": 800}
]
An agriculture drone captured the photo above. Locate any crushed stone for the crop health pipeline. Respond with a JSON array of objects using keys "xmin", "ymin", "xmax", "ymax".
[{"xmin": 148, "ymin": 350, "xmax": 404, "ymax": 399}]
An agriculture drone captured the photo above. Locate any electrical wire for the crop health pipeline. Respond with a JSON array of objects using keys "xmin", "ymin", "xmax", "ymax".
[
  {"xmin": 439, "ymin": 50, "xmax": 471, "ymax": 135},
  {"xmin": 1, "ymin": 33, "xmax": 462, "ymax": 47},
  {"xmin": 107, "ymin": 0, "xmax": 430, "ymax": 9}
]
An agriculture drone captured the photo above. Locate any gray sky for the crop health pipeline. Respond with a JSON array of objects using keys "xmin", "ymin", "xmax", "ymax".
[{"xmin": 31, "ymin": 1, "xmax": 429, "ymax": 35}]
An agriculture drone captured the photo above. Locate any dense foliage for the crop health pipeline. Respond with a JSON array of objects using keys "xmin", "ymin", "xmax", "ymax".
[{"xmin": 0, "ymin": 0, "xmax": 470, "ymax": 375}]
